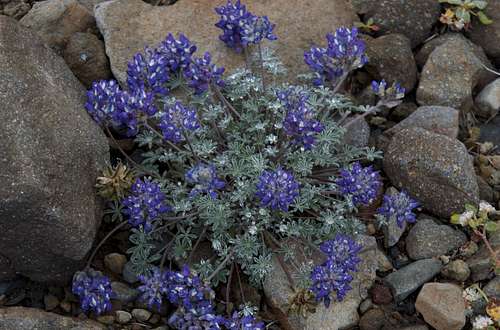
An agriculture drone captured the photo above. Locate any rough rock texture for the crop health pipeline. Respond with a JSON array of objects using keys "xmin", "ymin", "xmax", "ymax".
[
  {"xmin": 19, "ymin": 0, "xmax": 95, "ymax": 54},
  {"xmin": 405, "ymin": 218, "xmax": 467, "ymax": 260},
  {"xmin": 384, "ymin": 258, "xmax": 442, "ymax": 302},
  {"xmin": 415, "ymin": 283, "xmax": 466, "ymax": 330},
  {"xmin": 342, "ymin": 117, "xmax": 370, "ymax": 148},
  {"xmin": 386, "ymin": 106, "xmax": 459, "ymax": 139},
  {"xmin": 468, "ymin": 0, "xmax": 500, "ymax": 66},
  {"xmin": 1, "ymin": 0, "xmax": 30, "ymax": 19},
  {"xmin": 0, "ymin": 307, "xmax": 106, "ymax": 329},
  {"xmin": 0, "ymin": 16, "xmax": 108, "ymax": 282},
  {"xmin": 95, "ymin": 0, "xmax": 357, "ymax": 86},
  {"xmin": 78, "ymin": 0, "xmax": 108, "ymax": 13},
  {"xmin": 63, "ymin": 32, "xmax": 112, "ymax": 87},
  {"xmin": 364, "ymin": 34, "xmax": 417, "ymax": 91},
  {"xmin": 263, "ymin": 236, "xmax": 378, "ymax": 330},
  {"xmin": 475, "ymin": 78, "xmax": 500, "ymax": 118},
  {"xmin": 350, "ymin": 0, "xmax": 441, "ymax": 48},
  {"xmin": 384, "ymin": 127, "xmax": 479, "ymax": 218},
  {"xmin": 467, "ymin": 229, "xmax": 500, "ymax": 281},
  {"xmin": 441, "ymin": 260, "xmax": 471, "ymax": 282},
  {"xmin": 417, "ymin": 34, "xmax": 494, "ymax": 112},
  {"xmin": 484, "ymin": 276, "xmax": 500, "ymax": 299}
]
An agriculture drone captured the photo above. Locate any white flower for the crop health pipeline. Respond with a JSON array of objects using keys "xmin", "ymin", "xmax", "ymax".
[
  {"xmin": 463, "ymin": 287, "xmax": 482, "ymax": 302},
  {"xmin": 459, "ymin": 210, "xmax": 474, "ymax": 226},
  {"xmin": 479, "ymin": 201, "xmax": 495, "ymax": 214},
  {"xmin": 472, "ymin": 315, "xmax": 493, "ymax": 330}
]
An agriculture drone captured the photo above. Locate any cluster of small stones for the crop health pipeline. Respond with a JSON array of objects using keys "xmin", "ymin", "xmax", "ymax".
[{"xmin": 1, "ymin": 0, "xmax": 500, "ymax": 329}]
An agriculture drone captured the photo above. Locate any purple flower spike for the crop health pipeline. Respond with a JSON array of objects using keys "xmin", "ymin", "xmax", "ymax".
[
  {"xmin": 72, "ymin": 269, "xmax": 114, "ymax": 315},
  {"xmin": 127, "ymin": 47, "xmax": 170, "ymax": 97},
  {"xmin": 185, "ymin": 163, "xmax": 225, "ymax": 199},
  {"xmin": 310, "ymin": 234, "xmax": 361, "ymax": 307},
  {"xmin": 256, "ymin": 167, "xmax": 300, "ymax": 212},
  {"xmin": 159, "ymin": 33, "xmax": 197, "ymax": 73},
  {"xmin": 225, "ymin": 310, "xmax": 265, "ymax": 330},
  {"xmin": 85, "ymin": 79, "xmax": 122, "ymax": 124},
  {"xmin": 122, "ymin": 178, "xmax": 171, "ymax": 232},
  {"xmin": 137, "ymin": 267, "xmax": 168, "ymax": 310},
  {"xmin": 159, "ymin": 101, "xmax": 200, "ymax": 143},
  {"xmin": 377, "ymin": 190, "xmax": 419, "ymax": 228},
  {"xmin": 371, "ymin": 79, "xmax": 406, "ymax": 107},
  {"xmin": 336, "ymin": 161, "xmax": 382, "ymax": 207},
  {"xmin": 184, "ymin": 52, "xmax": 225, "ymax": 95}
]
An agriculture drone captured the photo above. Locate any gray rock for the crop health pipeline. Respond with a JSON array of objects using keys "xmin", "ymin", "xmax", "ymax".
[
  {"xmin": 20, "ymin": 0, "xmax": 95, "ymax": 54},
  {"xmin": 477, "ymin": 175, "xmax": 497, "ymax": 204},
  {"xmin": 1, "ymin": 0, "xmax": 30, "ymax": 19},
  {"xmin": 475, "ymin": 78, "xmax": 500, "ymax": 118},
  {"xmin": 405, "ymin": 218, "xmax": 467, "ymax": 260},
  {"xmin": 359, "ymin": 308, "xmax": 386, "ymax": 330},
  {"xmin": 390, "ymin": 102, "xmax": 418, "ymax": 121},
  {"xmin": 417, "ymin": 33, "xmax": 494, "ymax": 112},
  {"xmin": 467, "ymin": 230, "xmax": 500, "ymax": 281},
  {"xmin": 0, "ymin": 307, "xmax": 106, "ymax": 329},
  {"xmin": 441, "ymin": 260, "xmax": 470, "ymax": 282},
  {"xmin": 479, "ymin": 116, "xmax": 500, "ymax": 152},
  {"xmin": 415, "ymin": 283, "xmax": 466, "ymax": 330},
  {"xmin": 364, "ymin": 34, "xmax": 417, "ymax": 91},
  {"xmin": 350, "ymin": 0, "xmax": 441, "ymax": 47},
  {"xmin": 342, "ymin": 117, "xmax": 370, "ymax": 148},
  {"xmin": 375, "ymin": 248, "xmax": 393, "ymax": 272},
  {"xmin": 263, "ymin": 235, "xmax": 378, "ymax": 330},
  {"xmin": 95, "ymin": 0, "xmax": 357, "ymax": 86},
  {"xmin": 0, "ymin": 16, "xmax": 108, "ymax": 282},
  {"xmin": 111, "ymin": 281, "xmax": 140, "ymax": 304},
  {"xmin": 386, "ymin": 106, "xmax": 459, "ymax": 139},
  {"xmin": 384, "ymin": 127, "xmax": 479, "ymax": 218},
  {"xmin": 63, "ymin": 32, "xmax": 112, "ymax": 87},
  {"xmin": 115, "ymin": 310, "xmax": 132, "ymax": 324},
  {"xmin": 131, "ymin": 309, "xmax": 152, "ymax": 322},
  {"xmin": 384, "ymin": 258, "xmax": 442, "ymax": 302},
  {"xmin": 359, "ymin": 298, "xmax": 373, "ymax": 314},
  {"xmin": 122, "ymin": 261, "xmax": 139, "ymax": 284},
  {"xmin": 104, "ymin": 253, "xmax": 127, "ymax": 275},
  {"xmin": 484, "ymin": 276, "xmax": 500, "ymax": 299},
  {"xmin": 468, "ymin": 0, "xmax": 500, "ymax": 66},
  {"xmin": 78, "ymin": 0, "xmax": 108, "ymax": 13}
]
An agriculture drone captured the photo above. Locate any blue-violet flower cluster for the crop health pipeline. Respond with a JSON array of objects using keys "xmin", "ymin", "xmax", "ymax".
[
  {"xmin": 159, "ymin": 101, "xmax": 200, "ymax": 143},
  {"xmin": 186, "ymin": 163, "xmax": 226, "ymax": 199},
  {"xmin": 336, "ymin": 161, "xmax": 382, "ymax": 206},
  {"xmin": 225, "ymin": 311, "xmax": 265, "ymax": 330},
  {"xmin": 310, "ymin": 234, "xmax": 361, "ymax": 307},
  {"xmin": 377, "ymin": 191, "xmax": 419, "ymax": 228},
  {"xmin": 256, "ymin": 167, "xmax": 300, "ymax": 211},
  {"xmin": 72, "ymin": 269, "xmax": 114, "ymax": 315},
  {"xmin": 122, "ymin": 178, "xmax": 171, "ymax": 232},
  {"xmin": 371, "ymin": 80, "xmax": 405, "ymax": 107},
  {"xmin": 184, "ymin": 52, "xmax": 225, "ymax": 95},
  {"xmin": 138, "ymin": 267, "xmax": 169, "ymax": 310},
  {"xmin": 215, "ymin": 0, "xmax": 276, "ymax": 52},
  {"xmin": 278, "ymin": 87, "xmax": 324, "ymax": 150},
  {"xmin": 304, "ymin": 27, "xmax": 367, "ymax": 86}
]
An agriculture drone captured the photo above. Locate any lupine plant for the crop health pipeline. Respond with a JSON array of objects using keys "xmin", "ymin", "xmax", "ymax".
[
  {"xmin": 75, "ymin": 0, "xmax": 407, "ymax": 326},
  {"xmin": 439, "ymin": 0, "xmax": 492, "ymax": 30}
]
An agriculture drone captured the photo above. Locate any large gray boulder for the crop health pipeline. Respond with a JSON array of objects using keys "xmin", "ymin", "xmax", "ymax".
[
  {"xmin": 0, "ymin": 16, "xmax": 108, "ymax": 282},
  {"xmin": 94, "ymin": 0, "xmax": 357, "ymax": 86},
  {"xmin": 384, "ymin": 127, "xmax": 478, "ymax": 218}
]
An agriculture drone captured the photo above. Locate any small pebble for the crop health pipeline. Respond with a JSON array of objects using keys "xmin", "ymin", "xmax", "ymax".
[
  {"xmin": 441, "ymin": 259, "xmax": 470, "ymax": 282},
  {"xmin": 59, "ymin": 300, "xmax": 72, "ymax": 313},
  {"xmin": 371, "ymin": 284, "xmax": 393, "ymax": 305},
  {"xmin": 149, "ymin": 314, "xmax": 161, "ymax": 324},
  {"xmin": 116, "ymin": 310, "xmax": 132, "ymax": 324},
  {"xmin": 44, "ymin": 294, "xmax": 59, "ymax": 311},
  {"xmin": 97, "ymin": 315, "xmax": 115, "ymax": 325},
  {"xmin": 111, "ymin": 281, "xmax": 140, "ymax": 304},
  {"xmin": 460, "ymin": 241, "xmax": 479, "ymax": 258},
  {"xmin": 104, "ymin": 253, "xmax": 127, "ymax": 274},
  {"xmin": 359, "ymin": 298, "xmax": 373, "ymax": 314},
  {"xmin": 122, "ymin": 261, "xmax": 139, "ymax": 284},
  {"xmin": 132, "ymin": 308, "xmax": 152, "ymax": 322}
]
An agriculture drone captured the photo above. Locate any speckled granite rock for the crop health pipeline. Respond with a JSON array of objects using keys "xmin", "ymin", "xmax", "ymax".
[{"xmin": 384, "ymin": 127, "xmax": 478, "ymax": 218}]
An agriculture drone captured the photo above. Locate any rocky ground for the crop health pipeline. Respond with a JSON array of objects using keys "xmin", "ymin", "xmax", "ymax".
[{"xmin": 1, "ymin": 0, "xmax": 500, "ymax": 329}]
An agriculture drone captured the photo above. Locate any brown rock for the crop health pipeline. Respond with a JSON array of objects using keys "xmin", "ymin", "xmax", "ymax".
[
  {"xmin": 95, "ymin": 0, "xmax": 357, "ymax": 86},
  {"xmin": 384, "ymin": 127, "xmax": 478, "ymax": 218},
  {"xmin": 359, "ymin": 308, "xmax": 386, "ymax": 330},
  {"xmin": 63, "ymin": 32, "xmax": 112, "ymax": 87},
  {"xmin": 20, "ymin": 0, "xmax": 95, "ymax": 54},
  {"xmin": 415, "ymin": 283, "xmax": 465, "ymax": 330},
  {"xmin": 1, "ymin": 0, "xmax": 30, "ymax": 19},
  {"xmin": 0, "ymin": 307, "xmax": 106, "ymax": 329},
  {"xmin": 0, "ymin": 16, "xmax": 108, "ymax": 282}
]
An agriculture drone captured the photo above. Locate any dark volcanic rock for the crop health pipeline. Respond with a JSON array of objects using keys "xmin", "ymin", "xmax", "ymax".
[{"xmin": 0, "ymin": 16, "xmax": 108, "ymax": 282}]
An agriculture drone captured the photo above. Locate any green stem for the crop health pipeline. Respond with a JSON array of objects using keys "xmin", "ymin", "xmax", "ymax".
[{"xmin": 86, "ymin": 221, "xmax": 128, "ymax": 269}]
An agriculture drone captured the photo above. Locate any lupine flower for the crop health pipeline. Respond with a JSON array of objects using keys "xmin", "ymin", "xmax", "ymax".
[
  {"xmin": 241, "ymin": 15, "xmax": 277, "ymax": 45},
  {"xmin": 278, "ymin": 87, "xmax": 324, "ymax": 150},
  {"xmin": 159, "ymin": 33, "xmax": 197, "ymax": 73},
  {"xmin": 310, "ymin": 234, "xmax": 361, "ymax": 308},
  {"xmin": 72, "ymin": 269, "xmax": 113, "ymax": 315},
  {"xmin": 127, "ymin": 47, "xmax": 169, "ymax": 96},
  {"xmin": 116, "ymin": 85, "xmax": 158, "ymax": 136},
  {"xmin": 85, "ymin": 80, "xmax": 122, "ymax": 124},
  {"xmin": 225, "ymin": 311, "xmax": 265, "ymax": 330},
  {"xmin": 377, "ymin": 190, "xmax": 419, "ymax": 228},
  {"xmin": 256, "ymin": 167, "xmax": 300, "ymax": 211},
  {"xmin": 371, "ymin": 80, "xmax": 405, "ymax": 107},
  {"xmin": 122, "ymin": 178, "xmax": 171, "ymax": 232},
  {"xmin": 472, "ymin": 315, "xmax": 494, "ymax": 330},
  {"xmin": 168, "ymin": 305, "xmax": 224, "ymax": 330},
  {"xmin": 137, "ymin": 267, "xmax": 168, "ymax": 310},
  {"xmin": 304, "ymin": 27, "xmax": 367, "ymax": 86},
  {"xmin": 164, "ymin": 265, "xmax": 215, "ymax": 310},
  {"xmin": 184, "ymin": 52, "xmax": 225, "ymax": 95},
  {"xmin": 215, "ymin": 0, "xmax": 276, "ymax": 52},
  {"xmin": 185, "ymin": 163, "xmax": 225, "ymax": 198},
  {"xmin": 159, "ymin": 101, "xmax": 200, "ymax": 143},
  {"xmin": 336, "ymin": 161, "xmax": 382, "ymax": 206}
]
